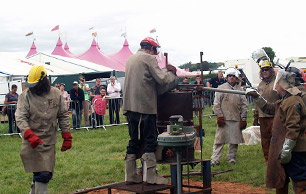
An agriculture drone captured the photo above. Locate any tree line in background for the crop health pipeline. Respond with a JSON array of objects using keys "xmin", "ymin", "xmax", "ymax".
[
  {"xmin": 179, "ymin": 61, "xmax": 224, "ymax": 72},
  {"xmin": 178, "ymin": 47, "xmax": 276, "ymax": 82},
  {"xmin": 178, "ymin": 61, "xmax": 224, "ymax": 82}
]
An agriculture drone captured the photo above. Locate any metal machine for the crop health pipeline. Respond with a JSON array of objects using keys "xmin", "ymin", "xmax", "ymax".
[{"xmin": 158, "ymin": 115, "xmax": 196, "ymax": 194}]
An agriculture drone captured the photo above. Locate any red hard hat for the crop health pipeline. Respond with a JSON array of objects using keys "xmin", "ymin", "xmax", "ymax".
[{"xmin": 140, "ymin": 37, "xmax": 160, "ymax": 47}]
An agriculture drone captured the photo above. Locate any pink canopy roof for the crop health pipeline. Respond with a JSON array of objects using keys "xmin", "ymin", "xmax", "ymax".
[
  {"xmin": 108, "ymin": 39, "xmax": 133, "ymax": 67},
  {"xmin": 26, "ymin": 41, "xmax": 38, "ymax": 58},
  {"xmin": 64, "ymin": 42, "xmax": 76, "ymax": 57},
  {"xmin": 51, "ymin": 38, "xmax": 74, "ymax": 58},
  {"xmin": 77, "ymin": 39, "xmax": 125, "ymax": 71}
]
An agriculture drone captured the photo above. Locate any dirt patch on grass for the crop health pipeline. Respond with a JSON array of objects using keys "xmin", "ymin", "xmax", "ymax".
[{"xmin": 86, "ymin": 180, "xmax": 268, "ymax": 194}]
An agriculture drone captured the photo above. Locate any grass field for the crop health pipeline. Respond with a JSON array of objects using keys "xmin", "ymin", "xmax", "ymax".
[{"xmin": 0, "ymin": 106, "xmax": 291, "ymax": 194}]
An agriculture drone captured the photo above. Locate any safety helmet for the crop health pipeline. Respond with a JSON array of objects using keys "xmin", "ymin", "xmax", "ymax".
[
  {"xmin": 224, "ymin": 67, "xmax": 240, "ymax": 79},
  {"xmin": 25, "ymin": 65, "xmax": 47, "ymax": 88},
  {"xmin": 258, "ymin": 60, "xmax": 272, "ymax": 69},
  {"xmin": 251, "ymin": 49, "xmax": 273, "ymax": 69},
  {"xmin": 140, "ymin": 37, "xmax": 160, "ymax": 48}
]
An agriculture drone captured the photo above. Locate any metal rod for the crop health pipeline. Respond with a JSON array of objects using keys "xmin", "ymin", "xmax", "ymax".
[
  {"xmin": 162, "ymin": 169, "xmax": 233, "ymax": 178},
  {"xmin": 201, "ymin": 86, "xmax": 246, "ymax": 95},
  {"xmin": 73, "ymin": 182, "xmax": 123, "ymax": 194},
  {"xmin": 164, "ymin": 52, "xmax": 168, "ymax": 65},
  {"xmin": 177, "ymin": 152, "xmax": 182, "ymax": 194},
  {"xmin": 177, "ymin": 84, "xmax": 247, "ymax": 95},
  {"xmin": 200, "ymin": 52, "xmax": 204, "ymax": 85}
]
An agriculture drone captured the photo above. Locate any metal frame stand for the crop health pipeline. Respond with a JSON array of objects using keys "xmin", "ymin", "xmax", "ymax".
[{"xmin": 170, "ymin": 159, "xmax": 211, "ymax": 194}]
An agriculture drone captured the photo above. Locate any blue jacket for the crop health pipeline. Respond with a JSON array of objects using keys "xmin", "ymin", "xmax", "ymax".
[{"xmin": 69, "ymin": 88, "xmax": 84, "ymax": 110}]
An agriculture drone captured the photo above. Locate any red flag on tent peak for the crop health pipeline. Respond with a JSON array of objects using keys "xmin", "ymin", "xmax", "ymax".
[
  {"xmin": 51, "ymin": 25, "xmax": 59, "ymax": 31},
  {"xmin": 25, "ymin": 32, "xmax": 33, "ymax": 36},
  {"xmin": 150, "ymin": 28, "xmax": 156, "ymax": 33}
]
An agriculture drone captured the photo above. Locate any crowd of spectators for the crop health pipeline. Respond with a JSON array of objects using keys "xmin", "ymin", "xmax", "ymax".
[{"xmin": 50, "ymin": 76, "xmax": 122, "ymax": 129}]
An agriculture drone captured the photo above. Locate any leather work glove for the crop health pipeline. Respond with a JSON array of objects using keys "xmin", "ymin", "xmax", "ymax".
[
  {"xmin": 166, "ymin": 64, "xmax": 177, "ymax": 75},
  {"xmin": 253, "ymin": 117, "xmax": 259, "ymax": 126},
  {"xmin": 24, "ymin": 129, "xmax": 43, "ymax": 148},
  {"xmin": 253, "ymin": 110, "xmax": 259, "ymax": 126},
  {"xmin": 61, "ymin": 132, "xmax": 72, "ymax": 152},
  {"xmin": 217, "ymin": 117, "xmax": 226, "ymax": 127},
  {"xmin": 280, "ymin": 138, "xmax": 296, "ymax": 164},
  {"xmin": 245, "ymin": 88, "xmax": 260, "ymax": 98},
  {"xmin": 240, "ymin": 120, "xmax": 247, "ymax": 130}
]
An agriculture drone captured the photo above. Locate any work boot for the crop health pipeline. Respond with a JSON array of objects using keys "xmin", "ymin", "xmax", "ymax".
[
  {"xmin": 276, "ymin": 183, "xmax": 288, "ymax": 194},
  {"xmin": 227, "ymin": 159, "xmax": 236, "ymax": 165},
  {"xmin": 295, "ymin": 180, "xmax": 306, "ymax": 194},
  {"xmin": 210, "ymin": 160, "xmax": 220, "ymax": 167},
  {"xmin": 29, "ymin": 181, "xmax": 35, "ymax": 194},
  {"xmin": 141, "ymin": 153, "xmax": 168, "ymax": 185},
  {"xmin": 125, "ymin": 154, "xmax": 142, "ymax": 184},
  {"xmin": 35, "ymin": 182, "xmax": 48, "ymax": 194}
]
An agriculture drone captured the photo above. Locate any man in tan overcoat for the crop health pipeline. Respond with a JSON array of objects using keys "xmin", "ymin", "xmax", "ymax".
[
  {"xmin": 211, "ymin": 67, "xmax": 248, "ymax": 166},
  {"xmin": 16, "ymin": 65, "xmax": 72, "ymax": 194},
  {"xmin": 123, "ymin": 37, "xmax": 177, "ymax": 185}
]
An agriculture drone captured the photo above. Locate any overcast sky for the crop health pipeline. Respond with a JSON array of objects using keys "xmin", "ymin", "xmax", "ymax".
[{"xmin": 1, "ymin": 0, "xmax": 305, "ymax": 66}]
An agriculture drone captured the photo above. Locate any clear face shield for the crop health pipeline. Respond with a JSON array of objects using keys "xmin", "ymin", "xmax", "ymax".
[
  {"xmin": 251, "ymin": 49, "xmax": 270, "ymax": 63},
  {"xmin": 273, "ymin": 69, "xmax": 287, "ymax": 91},
  {"xmin": 154, "ymin": 46, "xmax": 162, "ymax": 62}
]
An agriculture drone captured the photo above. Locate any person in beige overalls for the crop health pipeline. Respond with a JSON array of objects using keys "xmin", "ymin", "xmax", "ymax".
[
  {"xmin": 211, "ymin": 67, "xmax": 248, "ymax": 166},
  {"xmin": 16, "ymin": 65, "xmax": 72, "ymax": 194}
]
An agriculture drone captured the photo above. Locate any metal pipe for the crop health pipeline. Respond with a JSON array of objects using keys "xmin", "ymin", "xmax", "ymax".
[
  {"xmin": 177, "ymin": 152, "xmax": 182, "ymax": 194},
  {"xmin": 164, "ymin": 52, "xmax": 168, "ymax": 65},
  {"xmin": 199, "ymin": 52, "xmax": 204, "ymax": 162},
  {"xmin": 162, "ymin": 169, "xmax": 233, "ymax": 178},
  {"xmin": 200, "ymin": 52, "xmax": 204, "ymax": 85},
  {"xmin": 73, "ymin": 182, "xmax": 123, "ymax": 194},
  {"xmin": 201, "ymin": 86, "xmax": 246, "ymax": 95},
  {"xmin": 177, "ymin": 84, "xmax": 247, "ymax": 95}
]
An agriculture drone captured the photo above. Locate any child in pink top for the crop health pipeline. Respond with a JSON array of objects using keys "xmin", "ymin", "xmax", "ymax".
[{"xmin": 92, "ymin": 88, "xmax": 108, "ymax": 127}]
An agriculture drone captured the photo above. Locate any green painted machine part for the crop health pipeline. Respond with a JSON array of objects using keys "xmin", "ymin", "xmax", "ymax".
[{"xmin": 157, "ymin": 115, "xmax": 197, "ymax": 194}]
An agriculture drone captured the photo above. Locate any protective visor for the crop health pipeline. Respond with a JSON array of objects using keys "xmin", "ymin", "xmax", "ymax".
[
  {"xmin": 273, "ymin": 69, "xmax": 287, "ymax": 91},
  {"xmin": 155, "ymin": 47, "xmax": 162, "ymax": 62}
]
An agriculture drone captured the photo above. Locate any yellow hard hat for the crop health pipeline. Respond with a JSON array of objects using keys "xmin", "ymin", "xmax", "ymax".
[
  {"xmin": 25, "ymin": 65, "xmax": 47, "ymax": 88},
  {"xmin": 259, "ymin": 60, "xmax": 272, "ymax": 69}
]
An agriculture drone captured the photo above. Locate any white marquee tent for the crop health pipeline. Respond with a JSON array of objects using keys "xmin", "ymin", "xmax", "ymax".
[
  {"xmin": 0, "ymin": 53, "xmax": 70, "ymax": 77},
  {"xmin": 28, "ymin": 52, "xmax": 114, "ymax": 74}
]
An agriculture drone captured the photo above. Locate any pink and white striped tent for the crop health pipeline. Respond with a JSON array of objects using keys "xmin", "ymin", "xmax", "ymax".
[
  {"xmin": 77, "ymin": 39, "xmax": 126, "ymax": 71},
  {"xmin": 51, "ymin": 38, "xmax": 74, "ymax": 58},
  {"xmin": 26, "ymin": 41, "xmax": 38, "ymax": 58},
  {"xmin": 108, "ymin": 39, "xmax": 133, "ymax": 67}
]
